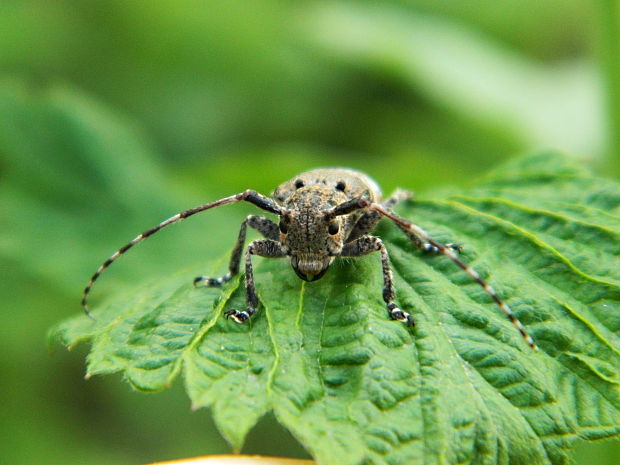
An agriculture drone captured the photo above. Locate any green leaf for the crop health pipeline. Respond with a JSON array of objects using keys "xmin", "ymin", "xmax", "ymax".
[
  {"xmin": 0, "ymin": 79, "xmax": 173, "ymax": 289},
  {"xmin": 0, "ymin": 79, "xmax": 234, "ymax": 296},
  {"xmin": 51, "ymin": 151, "xmax": 620, "ymax": 465}
]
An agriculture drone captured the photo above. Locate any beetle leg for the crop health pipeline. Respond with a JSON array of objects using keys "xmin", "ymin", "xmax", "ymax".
[
  {"xmin": 224, "ymin": 239, "xmax": 286, "ymax": 324},
  {"xmin": 340, "ymin": 235, "xmax": 414, "ymax": 326},
  {"xmin": 194, "ymin": 215, "xmax": 279, "ymax": 287}
]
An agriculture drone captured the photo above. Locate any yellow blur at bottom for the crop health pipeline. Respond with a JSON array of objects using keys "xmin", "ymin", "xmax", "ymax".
[{"xmin": 147, "ymin": 455, "xmax": 315, "ymax": 465}]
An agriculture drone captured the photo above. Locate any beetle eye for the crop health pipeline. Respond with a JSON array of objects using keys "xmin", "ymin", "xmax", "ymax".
[
  {"xmin": 279, "ymin": 221, "xmax": 288, "ymax": 234},
  {"xmin": 328, "ymin": 220, "xmax": 339, "ymax": 235}
]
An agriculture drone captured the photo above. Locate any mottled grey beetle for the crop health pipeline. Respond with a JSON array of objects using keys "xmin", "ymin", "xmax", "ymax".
[{"xmin": 82, "ymin": 168, "xmax": 537, "ymax": 349}]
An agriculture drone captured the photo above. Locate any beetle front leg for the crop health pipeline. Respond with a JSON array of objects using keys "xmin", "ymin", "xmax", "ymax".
[
  {"xmin": 340, "ymin": 236, "xmax": 414, "ymax": 326},
  {"xmin": 194, "ymin": 215, "xmax": 279, "ymax": 287},
  {"xmin": 224, "ymin": 239, "xmax": 285, "ymax": 324}
]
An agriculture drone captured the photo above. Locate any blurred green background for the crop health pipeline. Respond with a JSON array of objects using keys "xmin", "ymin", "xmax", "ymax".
[{"xmin": 1, "ymin": 1, "xmax": 619, "ymax": 464}]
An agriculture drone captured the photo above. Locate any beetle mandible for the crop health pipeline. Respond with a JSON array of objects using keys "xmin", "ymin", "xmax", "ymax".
[{"xmin": 82, "ymin": 168, "xmax": 537, "ymax": 350}]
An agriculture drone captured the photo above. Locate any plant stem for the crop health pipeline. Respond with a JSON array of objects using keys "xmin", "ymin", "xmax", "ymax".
[{"xmin": 598, "ymin": 0, "xmax": 620, "ymax": 177}]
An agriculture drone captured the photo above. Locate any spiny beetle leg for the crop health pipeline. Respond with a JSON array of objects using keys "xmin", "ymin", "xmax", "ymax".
[
  {"xmin": 224, "ymin": 239, "xmax": 285, "ymax": 324},
  {"xmin": 387, "ymin": 302, "xmax": 415, "ymax": 326},
  {"xmin": 224, "ymin": 308, "xmax": 255, "ymax": 324}
]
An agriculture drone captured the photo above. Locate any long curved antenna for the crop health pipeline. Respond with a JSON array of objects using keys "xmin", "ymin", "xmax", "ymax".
[
  {"xmin": 353, "ymin": 199, "xmax": 538, "ymax": 350},
  {"xmin": 82, "ymin": 190, "xmax": 283, "ymax": 318}
]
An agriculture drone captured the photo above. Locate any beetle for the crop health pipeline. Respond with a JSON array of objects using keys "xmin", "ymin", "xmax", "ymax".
[{"xmin": 82, "ymin": 168, "xmax": 537, "ymax": 350}]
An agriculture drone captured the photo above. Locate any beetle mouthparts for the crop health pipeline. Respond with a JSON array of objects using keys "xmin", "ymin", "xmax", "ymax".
[{"xmin": 293, "ymin": 266, "xmax": 328, "ymax": 282}]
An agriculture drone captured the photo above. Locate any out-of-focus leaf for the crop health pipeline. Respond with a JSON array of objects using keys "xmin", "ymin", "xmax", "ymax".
[
  {"xmin": 0, "ymin": 79, "xmax": 162, "ymax": 280},
  {"xmin": 52, "ymin": 151, "xmax": 620, "ymax": 464},
  {"xmin": 146, "ymin": 455, "xmax": 315, "ymax": 465},
  {"xmin": 0, "ymin": 79, "xmax": 236, "ymax": 296},
  {"xmin": 301, "ymin": 1, "xmax": 603, "ymax": 157},
  {"xmin": 405, "ymin": 0, "xmax": 589, "ymax": 60}
]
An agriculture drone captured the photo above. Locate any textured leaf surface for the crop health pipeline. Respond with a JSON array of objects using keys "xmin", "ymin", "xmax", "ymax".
[{"xmin": 51, "ymin": 152, "xmax": 620, "ymax": 465}]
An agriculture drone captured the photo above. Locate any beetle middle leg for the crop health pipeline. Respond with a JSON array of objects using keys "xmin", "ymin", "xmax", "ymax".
[
  {"xmin": 340, "ymin": 235, "xmax": 414, "ymax": 326},
  {"xmin": 224, "ymin": 239, "xmax": 286, "ymax": 324},
  {"xmin": 194, "ymin": 215, "xmax": 279, "ymax": 287}
]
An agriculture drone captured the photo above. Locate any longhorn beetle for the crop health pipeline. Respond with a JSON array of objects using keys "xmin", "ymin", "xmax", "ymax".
[{"xmin": 82, "ymin": 168, "xmax": 537, "ymax": 350}]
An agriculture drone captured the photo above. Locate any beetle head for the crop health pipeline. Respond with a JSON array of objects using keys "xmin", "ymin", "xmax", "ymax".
[{"xmin": 278, "ymin": 188, "xmax": 346, "ymax": 282}]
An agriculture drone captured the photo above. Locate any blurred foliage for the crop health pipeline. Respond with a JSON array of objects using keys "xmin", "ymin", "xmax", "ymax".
[
  {"xmin": 0, "ymin": 0, "xmax": 605, "ymax": 163},
  {"xmin": 1, "ymin": 0, "xmax": 618, "ymax": 464}
]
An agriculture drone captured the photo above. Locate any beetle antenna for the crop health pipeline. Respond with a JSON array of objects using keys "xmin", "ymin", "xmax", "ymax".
[
  {"xmin": 324, "ymin": 196, "xmax": 368, "ymax": 219},
  {"xmin": 361, "ymin": 200, "xmax": 538, "ymax": 350},
  {"xmin": 82, "ymin": 190, "xmax": 282, "ymax": 318}
]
